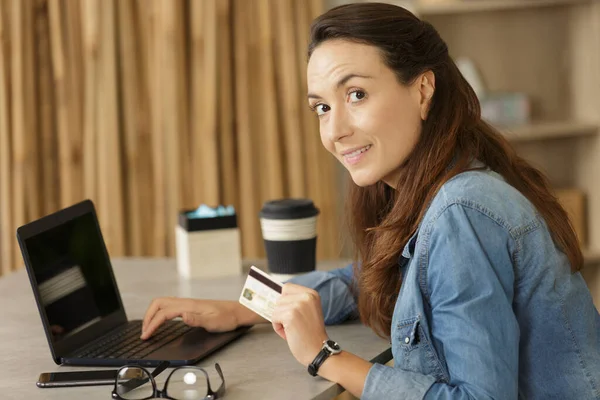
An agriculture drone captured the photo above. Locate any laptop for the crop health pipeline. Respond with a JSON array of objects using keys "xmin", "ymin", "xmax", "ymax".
[{"xmin": 16, "ymin": 199, "xmax": 251, "ymax": 367}]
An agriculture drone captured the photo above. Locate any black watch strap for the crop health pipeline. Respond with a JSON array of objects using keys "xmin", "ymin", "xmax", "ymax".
[{"xmin": 308, "ymin": 348, "xmax": 330, "ymax": 377}]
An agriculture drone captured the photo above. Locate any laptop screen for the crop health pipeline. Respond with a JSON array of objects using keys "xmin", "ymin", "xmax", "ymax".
[{"xmin": 24, "ymin": 211, "xmax": 121, "ymax": 346}]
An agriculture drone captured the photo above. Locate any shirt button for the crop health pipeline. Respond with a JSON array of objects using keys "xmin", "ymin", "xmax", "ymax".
[{"xmin": 404, "ymin": 337, "xmax": 410, "ymax": 344}]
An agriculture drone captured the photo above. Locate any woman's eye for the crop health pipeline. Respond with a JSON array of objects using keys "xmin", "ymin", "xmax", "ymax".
[
  {"xmin": 315, "ymin": 104, "xmax": 330, "ymax": 116},
  {"xmin": 349, "ymin": 90, "xmax": 366, "ymax": 103}
]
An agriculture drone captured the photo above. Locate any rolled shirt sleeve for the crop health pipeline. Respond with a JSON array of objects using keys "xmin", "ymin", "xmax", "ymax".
[{"xmin": 286, "ymin": 263, "xmax": 358, "ymax": 325}]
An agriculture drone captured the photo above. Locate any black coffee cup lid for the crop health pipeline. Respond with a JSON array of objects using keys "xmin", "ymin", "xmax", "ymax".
[{"xmin": 259, "ymin": 198, "xmax": 320, "ymax": 220}]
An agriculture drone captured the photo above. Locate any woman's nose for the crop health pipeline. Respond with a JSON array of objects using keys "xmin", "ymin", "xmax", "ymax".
[{"xmin": 326, "ymin": 108, "xmax": 353, "ymax": 142}]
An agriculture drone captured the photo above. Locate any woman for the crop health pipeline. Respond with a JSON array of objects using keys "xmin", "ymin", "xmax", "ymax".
[{"xmin": 141, "ymin": 3, "xmax": 600, "ymax": 399}]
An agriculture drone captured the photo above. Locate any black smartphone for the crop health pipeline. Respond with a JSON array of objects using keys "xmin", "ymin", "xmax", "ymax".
[{"xmin": 36, "ymin": 369, "xmax": 118, "ymax": 388}]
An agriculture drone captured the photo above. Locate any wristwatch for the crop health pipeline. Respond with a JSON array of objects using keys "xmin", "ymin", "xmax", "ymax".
[{"xmin": 308, "ymin": 339, "xmax": 342, "ymax": 376}]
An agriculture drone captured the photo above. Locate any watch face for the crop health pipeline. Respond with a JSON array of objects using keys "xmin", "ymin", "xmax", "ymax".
[{"xmin": 325, "ymin": 339, "xmax": 341, "ymax": 352}]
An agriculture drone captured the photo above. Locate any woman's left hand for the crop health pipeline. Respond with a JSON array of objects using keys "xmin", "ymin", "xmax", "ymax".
[{"xmin": 272, "ymin": 283, "xmax": 329, "ymax": 366}]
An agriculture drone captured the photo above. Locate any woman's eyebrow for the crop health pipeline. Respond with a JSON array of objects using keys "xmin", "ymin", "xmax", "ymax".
[{"xmin": 307, "ymin": 73, "xmax": 372, "ymax": 100}]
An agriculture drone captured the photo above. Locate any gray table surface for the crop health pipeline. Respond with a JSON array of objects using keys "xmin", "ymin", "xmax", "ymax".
[{"xmin": 0, "ymin": 258, "xmax": 391, "ymax": 399}]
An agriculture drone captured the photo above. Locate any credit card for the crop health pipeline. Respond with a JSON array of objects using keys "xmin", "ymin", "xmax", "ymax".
[{"xmin": 238, "ymin": 266, "xmax": 283, "ymax": 322}]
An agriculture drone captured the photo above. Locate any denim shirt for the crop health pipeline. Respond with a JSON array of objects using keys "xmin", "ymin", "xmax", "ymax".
[{"xmin": 288, "ymin": 168, "xmax": 600, "ymax": 399}]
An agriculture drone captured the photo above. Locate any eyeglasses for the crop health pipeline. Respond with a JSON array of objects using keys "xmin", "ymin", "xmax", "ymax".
[{"xmin": 111, "ymin": 362, "xmax": 225, "ymax": 400}]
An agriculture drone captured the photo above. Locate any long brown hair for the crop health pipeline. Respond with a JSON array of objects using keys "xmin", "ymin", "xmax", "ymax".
[{"xmin": 308, "ymin": 3, "xmax": 583, "ymax": 338}]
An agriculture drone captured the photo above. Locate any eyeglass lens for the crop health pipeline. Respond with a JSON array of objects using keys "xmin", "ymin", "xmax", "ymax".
[
  {"xmin": 116, "ymin": 367, "xmax": 154, "ymax": 400},
  {"xmin": 165, "ymin": 368, "xmax": 211, "ymax": 400}
]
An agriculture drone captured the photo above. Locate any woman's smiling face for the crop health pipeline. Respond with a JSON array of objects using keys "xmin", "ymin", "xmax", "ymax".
[{"xmin": 307, "ymin": 39, "xmax": 433, "ymax": 187}]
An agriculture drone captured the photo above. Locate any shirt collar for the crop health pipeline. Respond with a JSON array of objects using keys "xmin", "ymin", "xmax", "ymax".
[
  {"xmin": 396, "ymin": 158, "xmax": 486, "ymax": 264},
  {"xmin": 400, "ymin": 230, "xmax": 419, "ymax": 261}
]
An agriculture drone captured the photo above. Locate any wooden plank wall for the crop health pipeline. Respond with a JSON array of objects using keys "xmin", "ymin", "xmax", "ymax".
[{"xmin": 0, "ymin": 0, "xmax": 340, "ymax": 276}]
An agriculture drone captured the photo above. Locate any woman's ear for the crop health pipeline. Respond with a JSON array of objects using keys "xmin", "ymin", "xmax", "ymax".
[{"xmin": 418, "ymin": 71, "xmax": 435, "ymax": 121}]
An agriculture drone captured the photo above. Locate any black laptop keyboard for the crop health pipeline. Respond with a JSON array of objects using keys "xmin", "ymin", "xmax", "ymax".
[{"xmin": 74, "ymin": 320, "xmax": 193, "ymax": 360}]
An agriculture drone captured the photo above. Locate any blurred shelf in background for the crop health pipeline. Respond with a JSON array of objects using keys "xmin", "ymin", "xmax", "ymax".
[
  {"xmin": 417, "ymin": 0, "xmax": 594, "ymax": 15},
  {"xmin": 500, "ymin": 121, "xmax": 599, "ymax": 142},
  {"xmin": 584, "ymin": 248, "xmax": 600, "ymax": 266}
]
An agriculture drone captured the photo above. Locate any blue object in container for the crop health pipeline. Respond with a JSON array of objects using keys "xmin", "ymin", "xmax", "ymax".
[{"xmin": 187, "ymin": 204, "xmax": 235, "ymax": 219}]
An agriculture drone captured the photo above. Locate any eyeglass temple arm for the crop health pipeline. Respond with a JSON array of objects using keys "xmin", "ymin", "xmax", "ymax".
[
  {"xmin": 120, "ymin": 361, "xmax": 171, "ymax": 393},
  {"xmin": 212, "ymin": 363, "xmax": 226, "ymax": 397}
]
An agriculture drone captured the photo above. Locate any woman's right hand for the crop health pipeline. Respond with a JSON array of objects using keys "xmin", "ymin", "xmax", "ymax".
[{"xmin": 140, "ymin": 297, "xmax": 266, "ymax": 340}]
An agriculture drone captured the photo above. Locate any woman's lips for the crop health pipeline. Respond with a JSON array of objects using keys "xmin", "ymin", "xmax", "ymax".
[{"xmin": 342, "ymin": 145, "xmax": 371, "ymax": 166}]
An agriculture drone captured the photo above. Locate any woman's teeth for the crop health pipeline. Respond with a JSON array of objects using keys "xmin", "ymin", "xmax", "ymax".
[{"xmin": 346, "ymin": 145, "xmax": 371, "ymax": 158}]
